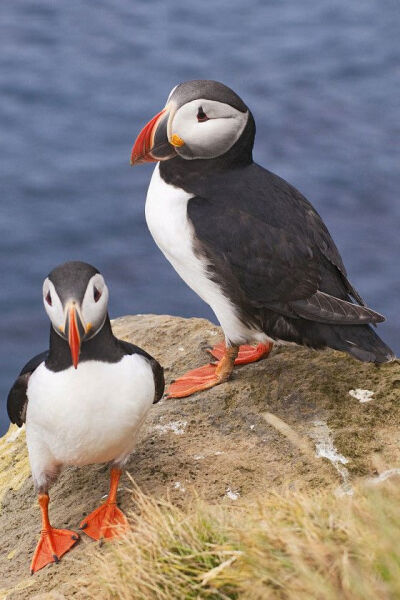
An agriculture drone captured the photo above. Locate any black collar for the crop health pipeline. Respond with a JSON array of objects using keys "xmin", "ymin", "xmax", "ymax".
[{"xmin": 46, "ymin": 316, "xmax": 126, "ymax": 372}]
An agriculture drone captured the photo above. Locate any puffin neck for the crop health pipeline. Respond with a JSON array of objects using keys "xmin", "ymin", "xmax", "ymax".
[
  {"xmin": 46, "ymin": 315, "xmax": 122, "ymax": 371},
  {"xmin": 159, "ymin": 111, "xmax": 255, "ymax": 193}
]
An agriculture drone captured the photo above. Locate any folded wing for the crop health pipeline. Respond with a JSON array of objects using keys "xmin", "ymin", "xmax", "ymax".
[
  {"xmin": 7, "ymin": 351, "xmax": 48, "ymax": 427},
  {"xmin": 187, "ymin": 163, "xmax": 384, "ymax": 326}
]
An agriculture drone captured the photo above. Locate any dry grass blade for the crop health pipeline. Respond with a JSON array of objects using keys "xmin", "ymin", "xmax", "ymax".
[
  {"xmin": 200, "ymin": 552, "xmax": 242, "ymax": 586},
  {"xmin": 76, "ymin": 478, "xmax": 400, "ymax": 600}
]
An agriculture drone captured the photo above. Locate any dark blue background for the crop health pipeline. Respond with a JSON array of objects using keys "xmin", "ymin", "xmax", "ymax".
[{"xmin": 1, "ymin": 0, "xmax": 399, "ymax": 434}]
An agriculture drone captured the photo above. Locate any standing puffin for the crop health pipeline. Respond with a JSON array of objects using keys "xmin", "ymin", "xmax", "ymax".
[
  {"xmin": 7, "ymin": 261, "xmax": 164, "ymax": 574},
  {"xmin": 130, "ymin": 80, "xmax": 394, "ymax": 398}
]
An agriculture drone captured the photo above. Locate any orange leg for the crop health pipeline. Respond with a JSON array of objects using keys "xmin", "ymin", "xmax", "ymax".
[
  {"xmin": 167, "ymin": 345, "xmax": 239, "ymax": 398},
  {"xmin": 79, "ymin": 467, "xmax": 128, "ymax": 541},
  {"xmin": 208, "ymin": 341, "xmax": 273, "ymax": 365},
  {"xmin": 30, "ymin": 493, "xmax": 79, "ymax": 575}
]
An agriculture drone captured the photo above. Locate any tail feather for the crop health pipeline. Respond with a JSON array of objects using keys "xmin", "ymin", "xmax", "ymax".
[
  {"xmin": 320, "ymin": 323, "xmax": 395, "ymax": 364},
  {"xmin": 264, "ymin": 310, "xmax": 395, "ymax": 364}
]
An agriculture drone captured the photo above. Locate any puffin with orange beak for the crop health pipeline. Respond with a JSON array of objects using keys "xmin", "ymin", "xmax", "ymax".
[
  {"xmin": 131, "ymin": 79, "xmax": 394, "ymax": 398},
  {"xmin": 7, "ymin": 261, "xmax": 164, "ymax": 573}
]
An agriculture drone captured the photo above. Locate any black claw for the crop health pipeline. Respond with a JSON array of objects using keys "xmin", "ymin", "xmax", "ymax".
[
  {"xmin": 99, "ymin": 538, "xmax": 104, "ymax": 548},
  {"xmin": 71, "ymin": 534, "xmax": 79, "ymax": 540},
  {"xmin": 53, "ymin": 554, "xmax": 60, "ymax": 563},
  {"xmin": 80, "ymin": 523, "xmax": 88, "ymax": 530},
  {"xmin": 30, "ymin": 569, "xmax": 34, "ymax": 576}
]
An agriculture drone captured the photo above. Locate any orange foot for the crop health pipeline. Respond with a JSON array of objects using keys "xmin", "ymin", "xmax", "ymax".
[
  {"xmin": 167, "ymin": 342, "xmax": 274, "ymax": 399},
  {"xmin": 167, "ymin": 346, "xmax": 240, "ymax": 399},
  {"xmin": 167, "ymin": 364, "xmax": 221, "ymax": 398},
  {"xmin": 31, "ymin": 527, "xmax": 79, "ymax": 574},
  {"xmin": 80, "ymin": 502, "xmax": 128, "ymax": 541},
  {"xmin": 80, "ymin": 467, "xmax": 128, "ymax": 542},
  {"xmin": 208, "ymin": 342, "xmax": 273, "ymax": 365}
]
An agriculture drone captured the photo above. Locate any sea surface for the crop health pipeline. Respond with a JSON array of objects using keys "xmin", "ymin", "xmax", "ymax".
[{"xmin": 0, "ymin": 0, "xmax": 399, "ymax": 434}]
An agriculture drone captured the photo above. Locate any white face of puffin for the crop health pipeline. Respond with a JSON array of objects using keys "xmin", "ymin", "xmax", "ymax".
[
  {"xmin": 42, "ymin": 273, "xmax": 109, "ymax": 341},
  {"xmin": 169, "ymin": 98, "xmax": 248, "ymax": 160},
  {"xmin": 130, "ymin": 80, "xmax": 252, "ymax": 165}
]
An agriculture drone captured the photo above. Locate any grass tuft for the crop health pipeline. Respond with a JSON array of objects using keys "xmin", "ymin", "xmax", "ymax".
[{"xmin": 77, "ymin": 479, "xmax": 400, "ymax": 600}]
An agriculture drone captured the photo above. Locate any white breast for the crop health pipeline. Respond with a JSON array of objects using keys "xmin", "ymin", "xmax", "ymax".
[
  {"xmin": 26, "ymin": 355, "xmax": 154, "ymax": 487},
  {"xmin": 145, "ymin": 164, "xmax": 267, "ymax": 345}
]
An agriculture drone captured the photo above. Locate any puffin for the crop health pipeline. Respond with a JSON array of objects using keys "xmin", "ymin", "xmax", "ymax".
[
  {"xmin": 130, "ymin": 79, "xmax": 394, "ymax": 398},
  {"xmin": 7, "ymin": 261, "xmax": 164, "ymax": 574}
]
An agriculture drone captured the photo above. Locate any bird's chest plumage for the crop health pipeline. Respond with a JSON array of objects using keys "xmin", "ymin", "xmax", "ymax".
[
  {"xmin": 145, "ymin": 165, "xmax": 197, "ymax": 274},
  {"xmin": 26, "ymin": 355, "xmax": 154, "ymax": 466},
  {"xmin": 145, "ymin": 164, "xmax": 223, "ymax": 306}
]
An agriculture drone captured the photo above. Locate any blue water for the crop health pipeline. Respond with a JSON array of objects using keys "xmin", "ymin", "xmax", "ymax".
[{"xmin": 1, "ymin": 0, "xmax": 399, "ymax": 435}]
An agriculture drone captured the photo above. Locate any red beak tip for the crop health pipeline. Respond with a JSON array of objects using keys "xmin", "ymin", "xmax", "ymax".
[{"xmin": 131, "ymin": 108, "xmax": 166, "ymax": 165}]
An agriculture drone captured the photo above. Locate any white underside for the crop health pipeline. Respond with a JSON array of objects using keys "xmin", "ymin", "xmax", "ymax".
[
  {"xmin": 26, "ymin": 354, "xmax": 155, "ymax": 490},
  {"xmin": 146, "ymin": 164, "xmax": 269, "ymax": 345}
]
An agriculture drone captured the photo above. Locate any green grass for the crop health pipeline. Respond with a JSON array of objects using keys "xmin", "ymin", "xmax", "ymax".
[{"xmin": 77, "ymin": 479, "xmax": 400, "ymax": 600}]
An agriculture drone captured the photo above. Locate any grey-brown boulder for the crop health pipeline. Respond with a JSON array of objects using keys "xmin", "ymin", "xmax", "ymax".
[{"xmin": 0, "ymin": 314, "xmax": 399, "ymax": 599}]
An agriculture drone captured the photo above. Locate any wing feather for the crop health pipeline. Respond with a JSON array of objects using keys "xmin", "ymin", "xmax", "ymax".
[
  {"xmin": 7, "ymin": 351, "xmax": 48, "ymax": 427},
  {"xmin": 187, "ymin": 163, "xmax": 382, "ymax": 325},
  {"xmin": 291, "ymin": 292, "xmax": 385, "ymax": 325}
]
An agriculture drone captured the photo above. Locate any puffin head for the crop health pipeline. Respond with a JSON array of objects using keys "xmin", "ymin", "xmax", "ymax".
[
  {"xmin": 43, "ymin": 261, "xmax": 109, "ymax": 368},
  {"xmin": 130, "ymin": 80, "xmax": 254, "ymax": 166}
]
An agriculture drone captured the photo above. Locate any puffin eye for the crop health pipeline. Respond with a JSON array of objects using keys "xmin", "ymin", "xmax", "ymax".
[
  {"xmin": 45, "ymin": 291, "xmax": 52, "ymax": 306},
  {"xmin": 93, "ymin": 286, "xmax": 102, "ymax": 302},
  {"xmin": 197, "ymin": 106, "xmax": 209, "ymax": 122}
]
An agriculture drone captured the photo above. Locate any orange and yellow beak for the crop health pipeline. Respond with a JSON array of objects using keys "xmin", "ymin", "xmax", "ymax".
[
  {"xmin": 130, "ymin": 105, "xmax": 179, "ymax": 165},
  {"xmin": 66, "ymin": 306, "xmax": 82, "ymax": 369},
  {"xmin": 130, "ymin": 109, "xmax": 166, "ymax": 165}
]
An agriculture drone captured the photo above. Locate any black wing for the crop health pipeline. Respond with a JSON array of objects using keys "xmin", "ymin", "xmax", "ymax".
[
  {"xmin": 187, "ymin": 163, "xmax": 383, "ymax": 325},
  {"xmin": 7, "ymin": 351, "xmax": 48, "ymax": 427},
  {"xmin": 118, "ymin": 340, "xmax": 164, "ymax": 404}
]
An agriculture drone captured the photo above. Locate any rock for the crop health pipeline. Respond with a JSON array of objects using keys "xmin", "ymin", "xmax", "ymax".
[{"xmin": 0, "ymin": 314, "xmax": 399, "ymax": 599}]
